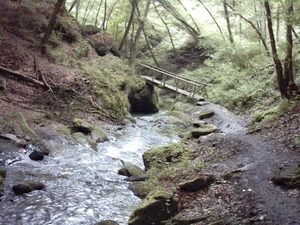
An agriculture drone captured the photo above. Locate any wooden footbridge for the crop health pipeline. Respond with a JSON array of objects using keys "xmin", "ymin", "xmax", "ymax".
[{"xmin": 138, "ymin": 63, "xmax": 209, "ymax": 101}]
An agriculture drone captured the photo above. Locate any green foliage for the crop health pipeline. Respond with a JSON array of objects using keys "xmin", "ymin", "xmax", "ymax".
[
  {"xmin": 249, "ymin": 98, "xmax": 299, "ymax": 124},
  {"xmin": 182, "ymin": 35, "xmax": 280, "ymax": 113}
]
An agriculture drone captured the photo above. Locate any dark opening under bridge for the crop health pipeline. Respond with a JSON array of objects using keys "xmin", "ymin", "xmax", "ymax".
[{"xmin": 138, "ymin": 63, "xmax": 210, "ymax": 101}]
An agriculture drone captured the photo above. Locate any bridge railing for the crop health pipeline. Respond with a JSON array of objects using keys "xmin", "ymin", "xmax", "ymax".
[{"xmin": 138, "ymin": 63, "xmax": 210, "ymax": 99}]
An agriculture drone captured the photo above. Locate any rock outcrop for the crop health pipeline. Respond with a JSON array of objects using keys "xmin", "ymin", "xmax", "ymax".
[{"xmin": 128, "ymin": 82, "xmax": 160, "ymax": 113}]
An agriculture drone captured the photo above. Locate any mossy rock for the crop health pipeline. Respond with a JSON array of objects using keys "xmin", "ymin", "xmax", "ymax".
[
  {"xmin": 142, "ymin": 142, "xmax": 190, "ymax": 170},
  {"xmin": 47, "ymin": 123, "xmax": 70, "ymax": 136},
  {"xmin": 128, "ymin": 181, "xmax": 150, "ymax": 198},
  {"xmin": 118, "ymin": 164, "xmax": 144, "ymax": 177},
  {"xmin": 179, "ymin": 174, "xmax": 216, "ymax": 192},
  {"xmin": 72, "ymin": 118, "xmax": 93, "ymax": 134},
  {"xmin": 272, "ymin": 175, "xmax": 300, "ymax": 188},
  {"xmin": 199, "ymin": 109, "xmax": 214, "ymax": 119},
  {"xmin": 2, "ymin": 112, "xmax": 51, "ymax": 155},
  {"xmin": 72, "ymin": 132, "xmax": 88, "ymax": 145},
  {"xmin": 128, "ymin": 82, "xmax": 160, "ymax": 113},
  {"xmin": 192, "ymin": 121, "xmax": 207, "ymax": 127},
  {"xmin": 13, "ymin": 181, "xmax": 46, "ymax": 195},
  {"xmin": 129, "ymin": 189, "xmax": 178, "ymax": 225},
  {"xmin": 91, "ymin": 126, "xmax": 109, "ymax": 143},
  {"xmin": 191, "ymin": 124, "xmax": 219, "ymax": 138}
]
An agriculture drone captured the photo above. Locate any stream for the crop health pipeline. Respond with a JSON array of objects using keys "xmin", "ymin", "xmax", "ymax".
[{"xmin": 0, "ymin": 110, "xmax": 186, "ymax": 225}]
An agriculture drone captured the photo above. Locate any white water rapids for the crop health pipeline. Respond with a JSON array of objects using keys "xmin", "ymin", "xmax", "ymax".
[{"xmin": 0, "ymin": 111, "xmax": 183, "ymax": 225}]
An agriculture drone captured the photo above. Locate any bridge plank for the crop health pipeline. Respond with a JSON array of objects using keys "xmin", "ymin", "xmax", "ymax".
[{"xmin": 141, "ymin": 75, "xmax": 205, "ymax": 101}]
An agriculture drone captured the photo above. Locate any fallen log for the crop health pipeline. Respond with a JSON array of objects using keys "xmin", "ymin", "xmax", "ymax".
[{"xmin": 0, "ymin": 65, "xmax": 47, "ymax": 88}]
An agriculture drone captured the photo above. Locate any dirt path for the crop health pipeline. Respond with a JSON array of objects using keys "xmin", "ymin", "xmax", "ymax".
[
  {"xmin": 186, "ymin": 103, "xmax": 300, "ymax": 224},
  {"xmin": 226, "ymin": 133, "xmax": 299, "ymax": 224}
]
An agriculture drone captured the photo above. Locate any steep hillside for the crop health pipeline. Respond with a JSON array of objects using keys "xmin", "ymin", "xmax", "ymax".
[{"xmin": 0, "ymin": 0, "xmax": 147, "ymax": 124}]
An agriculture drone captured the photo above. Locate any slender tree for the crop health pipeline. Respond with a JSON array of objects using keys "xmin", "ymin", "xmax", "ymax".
[
  {"xmin": 224, "ymin": 2, "xmax": 270, "ymax": 56},
  {"xmin": 153, "ymin": 1, "xmax": 178, "ymax": 59},
  {"xmin": 283, "ymin": 0, "xmax": 298, "ymax": 94},
  {"xmin": 100, "ymin": 0, "xmax": 107, "ymax": 29},
  {"xmin": 264, "ymin": 1, "xmax": 287, "ymax": 97},
  {"xmin": 131, "ymin": 0, "xmax": 152, "ymax": 63},
  {"xmin": 68, "ymin": 0, "xmax": 78, "ymax": 13},
  {"xmin": 198, "ymin": 0, "xmax": 226, "ymax": 40},
  {"xmin": 223, "ymin": 0, "xmax": 234, "ymax": 43},
  {"xmin": 177, "ymin": 0, "xmax": 200, "ymax": 34},
  {"xmin": 40, "ymin": 0, "xmax": 66, "ymax": 51},
  {"xmin": 94, "ymin": 0, "xmax": 104, "ymax": 26},
  {"xmin": 157, "ymin": 0, "xmax": 199, "ymax": 41},
  {"xmin": 119, "ymin": 0, "xmax": 137, "ymax": 51}
]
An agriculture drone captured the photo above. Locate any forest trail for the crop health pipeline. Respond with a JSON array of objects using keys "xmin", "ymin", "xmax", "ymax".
[
  {"xmin": 218, "ymin": 132, "xmax": 300, "ymax": 224},
  {"xmin": 192, "ymin": 103, "xmax": 300, "ymax": 224}
]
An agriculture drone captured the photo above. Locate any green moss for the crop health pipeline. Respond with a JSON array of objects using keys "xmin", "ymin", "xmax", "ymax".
[
  {"xmin": 129, "ymin": 188, "xmax": 178, "ymax": 225},
  {"xmin": 8, "ymin": 112, "xmax": 51, "ymax": 155},
  {"xmin": 47, "ymin": 123, "xmax": 70, "ymax": 136},
  {"xmin": 143, "ymin": 142, "xmax": 190, "ymax": 170},
  {"xmin": 73, "ymin": 118, "xmax": 83, "ymax": 127},
  {"xmin": 73, "ymin": 118, "xmax": 93, "ymax": 133}
]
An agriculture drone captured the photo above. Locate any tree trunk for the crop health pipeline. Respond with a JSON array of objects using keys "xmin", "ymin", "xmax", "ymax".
[
  {"xmin": 119, "ymin": 0, "xmax": 136, "ymax": 51},
  {"xmin": 284, "ymin": 1, "xmax": 298, "ymax": 94},
  {"xmin": 264, "ymin": 1, "xmax": 288, "ymax": 98},
  {"xmin": 177, "ymin": 0, "xmax": 200, "ymax": 34},
  {"xmin": 158, "ymin": 0, "xmax": 199, "ymax": 41},
  {"xmin": 225, "ymin": 2, "xmax": 270, "ymax": 56},
  {"xmin": 104, "ymin": 0, "xmax": 121, "ymax": 30},
  {"xmin": 100, "ymin": 0, "xmax": 107, "ymax": 30},
  {"xmin": 94, "ymin": 0, "xmax": 103, "ymax": 26},
  {"xmin": 198, "ymin": 0, "xmax": 226, "ymax": 40},
  {"xmin": 153, "ymin": 1, "xmax": 178, "ymax": 59},
  {"xmin": 142, "ymin": 28, "xmax": 159, "ymax": 67},
  {"xmin": 276, "ymin": 5, "xmax": 280, "ymax": 42},
  {"xmin": 68, "ymin": 0, "xmax": 78, "ymax": 13},
  {"xmin": 223, "ymin": 0, "xmax": 234, "ymax": 43},
  {"xmin": 40, "ymin": 0, "xmax": 66, "ymax": 50},
  {"xmin": 131, "ymin": 0, "xmax": 152, "ymax": 63}
]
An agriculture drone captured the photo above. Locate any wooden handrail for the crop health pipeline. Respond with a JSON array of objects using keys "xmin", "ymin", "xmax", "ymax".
[{"xmin": 138, "ymin": 63, "xmax": 211, "ymax": 87}]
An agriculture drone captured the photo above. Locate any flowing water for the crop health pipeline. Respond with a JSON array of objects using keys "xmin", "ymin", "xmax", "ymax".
[{"xmin": 0, "ymin": 110, "xmax": 185, "ymax": 225}]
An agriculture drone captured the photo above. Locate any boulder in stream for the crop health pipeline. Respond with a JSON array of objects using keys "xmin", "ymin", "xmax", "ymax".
[
  {"xmin": 29, "ymin": 150, "xmax": 44, "ymax": 161},
  {"xmin": 13, "ymin": 181, "xmax": 46, "ymax": 195},
  {"xmin": 118, "ymin": 163, "xmax": 144, "ymax": 177}
]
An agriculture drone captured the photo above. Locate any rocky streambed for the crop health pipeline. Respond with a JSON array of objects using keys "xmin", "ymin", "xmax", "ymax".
[
  {"xmin": 0, "ymin": 104, "xmax": 193, "ymax": 225},
  {"xmin": 1, "ymin": 101, "xmax": 299, "ymax": 225}
]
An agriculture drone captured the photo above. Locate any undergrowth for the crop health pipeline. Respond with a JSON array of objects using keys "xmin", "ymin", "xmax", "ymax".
[{"xmin": 178, "ymin": 37, "xmax": 281, "ymax": 114}]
